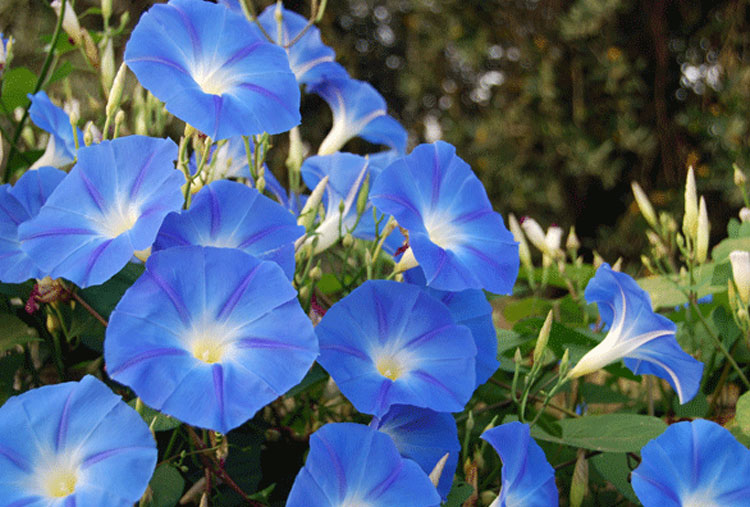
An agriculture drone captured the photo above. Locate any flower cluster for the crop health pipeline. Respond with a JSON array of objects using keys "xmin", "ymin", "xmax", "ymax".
[{"xmin": 0, "ymin": 0, "xmax": 728, "ymax": 505}]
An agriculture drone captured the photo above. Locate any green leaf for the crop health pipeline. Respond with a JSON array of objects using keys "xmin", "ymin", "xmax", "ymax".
[
  {"xmin": 672, "ymin": 391, "xmax": 708, "ymax": 418},
  {"xmin": 317, "ymin": 273, "xmax": 343, "ymax": 294},
  {"xmin": 713, "ymin": 237, "xmax": 750, "ymax": 264},
  {"xmin": 146, "ymin": 464, "xmax": 184, "ymax": 507},
  {"xmin": 590, "ymin": 453, "xmax": 639, "ymax": 503},
  {"xmin": 47, "ymin": 61, "xmax": 73, "ymax": 85},
  {"xmin": 735, "ymin": 391, "xmax": 750, "ymax": 436},
  {"xmin": 127, "ymin": 399, "xmax": 181, "ymax": 432},
  {"xmin": 0, "ymin": 313, "xmax": 38, "ymax": 353},
  {"xmin": 443, "ymin": 481, "xmax": 474, "ymax": 507},
  {"xmin": 503, "ymin": 297, "xmax": 553, "ymax": 324},
  {"xmin": 637, "ymin": 264, "xmax": 719, "ymax": 309},
  {"xmin": 1, "ymin": 67, "xmax": 37, "ymax": 111},
  {"xmin": 0, "ymin": 353, "xmax": 24, "ymax": 404},
  {"xmin": 531, "ymin": 414, "xmax": 667, "ymax": 452},
  {"xmin": 285, "ymin": 363, "xmax": 328, "ymax": 397}
]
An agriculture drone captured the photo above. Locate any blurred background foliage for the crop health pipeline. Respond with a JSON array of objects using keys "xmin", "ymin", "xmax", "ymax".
[{"xmin": 3, "ymin": 0, "xmax": 750, "ymax": 263}]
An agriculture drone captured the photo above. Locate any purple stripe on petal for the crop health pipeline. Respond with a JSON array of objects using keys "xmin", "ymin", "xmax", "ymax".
[
  {"xmin": 82, "ymin": 239, "xmax": 112, "ymax": 283},
  {"xmin": 215, "ymin": 264, "xmax": 260, "ymax": 321},
  {"xmin": 130, "ymin": 149, "xmax": 158, "ymax": 199},
  {"xmin": 235, "ymin": 337, "xmax": 308, "ymax": 351},
  {"xmin": 453, "ymin": 208, "xmax": 492, "ymax": 225},
  {"xmin": 171, "ymin": 4, "xmax": 202, "ymax": 60},
  {"xmin": 366, "ymin": 458, "xmax": 403, "ymax": 500},
  {"xmin": 208, "ymin": 185, "xmax": 221, "ymax": 239},
  {"xmin": 212, "ymin": 95, "xmax": 222, "ymax": 137},
  {"xmin": 55, "ymin": 388, "xmax": 75, "ymax": 451},
  {"xmin": 319, "ymin": 343, "xmax": 370, "ymax": 361},
  {"xmin": 238, "ymin": 82, "xmax": 298, "ymax": 116},
  {"xmin": 24, "ymin": 227, "xmax": 94, "ymax": 239},
  {"xmin": 373, "ymin": 380, "xmax": 393, "ymax": 415},
  {"xmin": 236, "ymin": 224, "xmax": 288, "ymax": 249},
  {"xmin": 369, "ymin": 193, "xmax": 422, "ymax": 221},
  {"xmin": 430, "ymin": 145, "xmax": 441, "ymax": 209},
  {"xmin": 212, "ymin": 364, "xmax": 225, "ymax": 430},
  {"xmin": 412, "ymin": 370, "xmax": 463, "ymax": 405},
  {"xmin": 0, "ymin": 444, "xmax": 31, "ymax": 472},
  {"xmin": 147, "ymin": 270, "xmax": 192, "ymax": 325},
  {"xmin": 222, "ymin": 41, "xmax": 263, "ymax": 68},
  {"xmin": 81, "ymin": 446, "xmax": 151, "ymax": 468},
  {"xmin": 9, "ymin": 498, "xmax": 41, "ymax": 507},
  {"xmin": 126, "ymin": 56, "xmax": 190, "ymax": 76},
  {"xmin": 404, "ymin": 323, "xmax": 454, "ymax": 349},
  {"xmin": 318, "ymin": 433, "xmax": 349, "ymax": 500},
  {"xmin": 77, "ymin": 169, "xmax": 107, "ymax": 213},
  {"xmin": 64, "ymin": 495, "xmax": 75, "ymax": 507},
  {"xmin": 108, "ymin": 347, "xmax": 188, "ymax": 375}
]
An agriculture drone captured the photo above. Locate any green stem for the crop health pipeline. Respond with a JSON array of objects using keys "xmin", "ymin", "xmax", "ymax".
[{"xmin": 4, "ymin": 0, "xmax": 67, "ymax": 182}]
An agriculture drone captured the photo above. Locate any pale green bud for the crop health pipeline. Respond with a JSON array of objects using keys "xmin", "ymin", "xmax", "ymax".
[
  {"xmin": 309, "ymin": 266, "xmax": 323, "ymax": 281},
  {"xmin": 695, "ymin": 196, "xmax": 709, "ymax": 263},
  {"xmin": 740, "ymin": 207, "xmax": 750, "ymax": 223},
  {"xmin": 730, "ymin": 250, "xmax": 750, "ymax": 306},
  {"xmin": 631, "ymin": 181, "xmax": 658, "ymax": 229},
  {"xmin": 428, "ymin": 453, "xmax": 450, "ymax": 488},
  {"xmin": 106, "ymin": 62, "xmax": 128, "ymax": 120},
  {"xmin": 101, "ymin": 0, "xmax": 113, "ymax": 23},
  {"xmin": 566, "ymin": 226, "xmax": 580, "ymax": 252},
  {"xmin": 533, "ymin": 310, "xmax": 553, "ymax": 364},
  {"xmin": 592, "ymin": 251, "xmax": 605, "ymax": 269},
  {"xmin": 342, "ymin": 233, "xmax": 354, "ymax": 248},
  {"xmin": 544, "ymin": 225, "xmax": 563, "ymax": 259},
  {"xmin": 611, "ymin": 257, "xmax": 623, "ymax": 272},
  {"xmin": 508, "ymin": 213, "xmax": 533, "ymax": 272},
  {"xmin": 83, "ymin": 122, "xmax": 94, "ymax": 146},
  {"xmin": 683, "ymin": 166, "xmax": 699, "ymax": 241},
  {"xmin": 356, "ymin": 173, "xmax": 370, "ymax": 217},
  {"xmin": 100, "ymin": 38, "xmax": 116, "ymax": 93},
  {"xmin": 255, "ymin": 176, "xmax": 266, "ymax": 194},
  {"xmin": 298, "ymin": 175, "xmax": 328, "ymax": 230},
  {"xmin": 521, "ymin": 217, "xmax": 548, "ymax": 254},
  {"xmin": 734, "ymin": 163, "xmax": 747, "ymax": 187},
  {"xmin": 559, "ymin": 348, "xmax": 570, "ymax": 378},
  {"xmin": 285, "ymin": 127, "xmax": 306, "ymax": 173},
  {"xmin": 569, "ymin": 448, "xmax": 589, "ymax": 507},
  {"xmin": 51, "ymin": 0, "xmax": 83, "ymax": 45}
]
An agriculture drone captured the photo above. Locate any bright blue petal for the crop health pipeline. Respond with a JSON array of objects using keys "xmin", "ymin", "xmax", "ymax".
[
  {"xmin": 258, "ymin": 5, "xmax": 348, "ymax": 85},
  {"xmin": 0, "ymin": 166, "xmax": 65, "ymax": 283},
  {"xmin": 104, "ymin": 246, "xmax": 318, "ymax": 432},
  {"xmin": 18, "ymin": 136, "xmax": 183, "ymax": 288},
  {"xmin": 481, "ymin": 422, "xmax": 558, "ymax": 507},
  {"xmin": 316, "ymin": 280, "xmax": 477, "ymax": 416},
  {"xmin": 125, "ymin": 0, "xmax": 300, "ymax": 139},
  {"xmin": 632, "ymin": 419, "xmax": 750, "ymax": 507},
  {"xmin": 572, "ymin": 264, "xmax": 704, "ymax": 403},
  {"xmin": 287, "ymin": 423, "xmax": 440, "ymax": 506},
  {"xmin": 375, "ymin": 405, "xmax": 459, "ymax": 500},
  {"xmin": 310, "ymin": 78, "xmax": 407, "ymax": 153},
  {"xmin": 27, "ymin": 91, "xmax": 81, "ymax": 168},
  {"xmin": 154, "ymin": 180, "xmax": 303, "ymax": 278},
  {"xmin": 404, "ymin": 268, "xmax": 499, "ymax": 387},
  {"xmin": 370, "ymin": 141, "xmax": 519, "ymax": 293},
  {"xmin": 0, "ymin": 375, "xmax": 156, "ymax": 505}
]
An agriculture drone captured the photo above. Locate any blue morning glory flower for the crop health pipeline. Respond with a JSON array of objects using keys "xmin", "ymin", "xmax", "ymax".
[
  {"xmin": 18, "ymin": 136, "xmax": 184, "ymax": 288},
  {"xmin": 0, "ymin": 33, "xmax": 8, "ymax": 75},
  {"xmin": 258, "ymin": 4, "xmax": 347, "ymax": 85},
  {"xmin": 104, "ymin": 246, "xmax": 318, "ymax": 433},
  {"xmin": 310, "ymin": 77, "xmax": 407, "ymax": 155},
  {"xmin": 27, "ymin": 91, "xmax": 81, "ymax": 169},
  {"xmin": 0, "ymin": 166, "xmax": 66, "ymax": 283},
  {"xmin": 316, "ymin": 280, "xmax": 477, "ymax": 416},
  {"xmin": 632, "ymin": 419, "xmax": 750, "ymax": 506},
  {"xmin": 568, "ymin": 263, "xmax": 704, "ymax": 404},
  {"xmin": 404, "ymin": 268, "xmax": 499, "ymax": 387},
  {"xmin": 287, "ymin": 422, "xmax": 441, "ymax": 507},
  {"xmin": 481, "ymin": 421, "xmax": 558, "ymax": 507},
  {"xmin": 0, "ymin": 375, "xmax": 156, "ymax": 506},
  {"xmin": 301, "ymin": 153, "xmax": 404, "ymax": 255},
  {"xmin": 154, "ymin": 180, "xmax": 304, "ymax": 278},
  {"xmin": 189, "ymin": 137, "xmax": 252, "ymax": 181},
  {"xmin": 125, "ymin": 0, "xmax": 300, "ymax": 140},
  {"xmin": 373, "ymin": 405, "xmax": 459, "ymax": 500},
  {"xmin": 370, "ymin": 141, "xmax": 519, "ymax": 294}
]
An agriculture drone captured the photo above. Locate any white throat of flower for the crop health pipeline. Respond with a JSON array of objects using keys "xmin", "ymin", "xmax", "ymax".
[
  {"xmin": 97, "ymin": 200, "xmax": 140, "ymax": 239},
  {"xmin": 423, "ymin": 213, "xmax": 464, "ymax": 251},
  {"xmin": 372, "ymin": 343, "xmax": 419, "ymax": 382},
  {"xmin": 191, "ymin": 60, "xmax": 239, "ymax": 96},
  {"xmin": 31, "ymin": 451, "xmax": 82, "ymax": 499},
  {"xmin": 186, "ymin": 319, "xmax": 239, "ymax": 365},
  {"xmin": 681, "ymin": 490, "xmax": 720, "ymax": 507}
]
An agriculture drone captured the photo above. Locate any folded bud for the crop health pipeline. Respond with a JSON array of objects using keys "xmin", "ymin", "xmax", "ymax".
[
  {"xmin": 734, "ymin": 163, "xmax": 747, "ymax": 187},
  {"xmin": 428, "ymin": 453, "xmax": 450, "ymax": 488},
  {"xmin": 566, "ymin": 226, "xmax": 580, "ymax": 252},
  {"xmin": 730, "ymin": 250, "xmax": 750, "ymax": 306},
  {"xmin": 51, "ymin": 0, "xmax": 82, "ymax": 45},
  {"xmin": 508, "ymin": 213, "xmax": 533, "ymax": 272},
  {"xmin": 101, "ymin": 0, "xmax": 113, "ymax": 24},
  {"xmin": 631, "ymin": 181, "xmax": 658, "ymax": 229},
  {"xmin": 740, "ymin": 207, "xmax": 750, "ymax": 223},
  {"xmin": 106, "ymin": 62, "xmax": 128, "ymax": 120},
  {"xmin": 545, "ymin": 225, "xmax": 563, "ymax": 258},
  {"xmin": 100, "ymin": 38, "xmax": 116, "ymax": 93},
  {"xmin": 521, "ymin": 217, "xmax": 548, "ymax": 254},
  {"xmin": 682, "ymin": 166, "xmax": 698, "ymax": 241},
  {"xmin": 695, "ymin": 196, "xmax": 709, "ymax": 263},
  {"xmin": 298, "ymin": 175, "xmax": 328, "ymax": 231},
  {"xmin": 533, "ymin": 310, "xmax": 553, "ymax": 364}
]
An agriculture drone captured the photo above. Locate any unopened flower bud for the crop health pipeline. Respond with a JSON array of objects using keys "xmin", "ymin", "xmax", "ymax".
[
  {"xmin": 533, "ymin": 310, "xmax": 553, "ymax": 364},
  {"xmin": 508, "ymin": 213, "xmax": 533, "ymax": 272},
  {"xmin": 52, "ymin": 0, "xmax": 83, "ymax": 45},
  {"xmin": 559, "ymin": 348, "xmax": 570, "ymax": 378},
  {"xmin": 545, "ymin": 225, "xmax": 563, "ymax": 258},
  {"xmin": 285, "ymin": 126, "xmax": 306, "ymax": 173},
  {"xmin": 695, "ymin": 196, "xmax": 709, "ymax": 263},
  {"xmin": 428, "ymin": 453, "xmax": 450, "ymax": 488},
  {"xmin": 631, "ymin": 181, "xmax": 658, "ymax": 229},
  {"xmin": 298, "ymin": 175, "xmax": 328, "ymax": 231},
  {"xmin": 100, "ymin": 38, "xmax": 116, "ymax": 92},
  {"xmin": 101, "ymin": 0, "xmax": 113, "ymax": 24},
  {"xmin": 734, "ymin": 164, "xmax": 747, "ymax": 187},
  {"xmin": 106, "ymin": 62, "xmax": 128, "ymax": 120},
  {"xmin": 730, "ymin": 250, "xmax": 750, "ymax": 306},
  {"xmin": 740, "ymin": 208, "xmax": 750, "ymax": 223},
  {"xmin": 611, "ymin": 257, "xmax": 623, "ymax": 272},
  {"xmin": 566, "ymin": 226, "xmax": 580, "ymax": 252},
  {"xmin": 682, "ymin": 166, "xmax": 699, "ymax": 241},
  {"xmin": 309, "ymin": 265, "xmax": 323, "ymax": 281},
  {"xmin": 521, "ymin": 217, "xmax": 548, "ymax": 254},
  {"xmin": 592, "ymin": 251, "xmax": 605, "ymax": 269},
  {"xmin": 342, "ymin": 233, "xmax": 354, "ymax": 248},
  {"xmin": 356, "ymin": 173, "xmax": 370, "ymax": 217}
]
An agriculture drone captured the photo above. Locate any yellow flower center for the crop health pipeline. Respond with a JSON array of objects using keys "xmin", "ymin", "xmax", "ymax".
[
  {"xmin": 44, "ymin": 468, "xmax": 77, "ymax": 498},
  {"xmin": 376, "ymin": 355, "xmax": 404, "ymax": 381},
  {"xmin": 192, "ymin": 337, "xmax": 225, "ymax": 364}
]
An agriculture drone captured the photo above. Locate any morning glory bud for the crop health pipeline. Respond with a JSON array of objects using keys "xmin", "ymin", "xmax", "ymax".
[
  {"xmin": 521, "ymin": 217, "xmax": 548, "ymax": 254},
  {"xmin": 545, "ymin": 225, "xmax": 563, "ymax": 258},
  {"xmin": 51, "ymin": 0, "xmax": 83, "ymax": 45},
  {"xmin": 356, "ymin": 173, "xmax": 370, "ymax": 218},
  {"xmin": 730, "ymin": 250, "xmax": 750, "ymax": 306},
  {"xmin": 682, "ymin": 166, "xmax": 699, "ymax": 241},
  {"xmin": 631, "ymin": 181, "xmax": 658, "ymax": 230},
  {"xmin": 101, "ymin": 0, "xmax": 112, "ymax": 23},
  {"xmin": 533, "ymin": 310, "xmax": 553, "ymax": 364},
  {"xmin": 285, "ymin": 126, "xmax": 306, "ymax": 174},
  {"xmin": 566, "ymin": 226, "xmax": 580, "ymax": 254},
  {"xmin": 734, "ymin": 163, "xmax": 747, "ymax": 187},
  {"xmin": 428, "ymin": 453, "xmax": 450, "ymax": 488},
  {"xmin": 100, "ymin": 38, "xmax": 115, "ymax": 92},
  {"xmin": 695, "ymin": 196, "xmax": 709, "ymax": 263},
  {"xmin": 298, "ymin": 175, "xmax": 328, "ymax": 231},
  {"xmin": 508, "ymin": 213, "xmax": 533, "ymax": 273},
  {"xmin": 83, "ymin": 122, "xmax": 94, "ymax": 146},
  {"xmin": 740, "ymin": 207, "xmax": 750, "ymax": 223},
  {"xmin": 106, "ymin": 62, "xmax": 128, "ymax": 121}
]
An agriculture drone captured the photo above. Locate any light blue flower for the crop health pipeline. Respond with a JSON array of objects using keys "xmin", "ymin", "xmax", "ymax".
[
  {"xmin": 316, "ymin": 280, "xmax": 477, "ymax": 416},
  {"xmin": 0, "ymin": 166, "xmax": 66, "ymax": 283},
  {"xmin": 104, "ymin": 246, "xmax": 318, "ymax": 433},
  {"xmin": 125, "ymin": 0, "xmax": 300, "ymax": 140},
  {"xmin": 258, "ymin": 5, "xmax": 347, "ymax": 85},
  {"xmin": 481, "ymin": 421, "xmax": 558, "ymax": 507},
  {"xmin": 154, "ymin": 180, "xmax": 304, "ymax": 278},
  {"xmin": 632, "ymin": 419, "xmax": 750, "ymax": 506},
  {"xmin": 568, "ymin": 263, "xmax": 704, "ymax": 404},
  {"xmin": 370, "ymin": 141, "xmax": 519, "ymax": 294},
  {"xmin": 27, "ymin": 91, "xmax": 81, "ymax": 169},
  {"xmin": 18, "ymin": 136, "xmax": 184, "ymax": 288},
  {"xmin": 373, "ymin": 405, "xmax": 459, "ymax": 500},
  {"xmin": 301, "ymin": 152, "xmax": 404, "ymax": 254},
  {"xmin": 310, "ymin": 77, "xmax": 407, "ymax": 155},
  {"xmin": 404, "ymin": 268, "xmax": 499, "ymax": 387},
  {"xmin": 287, "ymin": 422, "xmax": 441, "ymax": 507},
  {"xmin": 0, "ymin": 375, "xmax": 156, "ymax": 506},
  {"xmin": 0, "ymin": 33, "xmax": 10, "ymax": 77}
]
